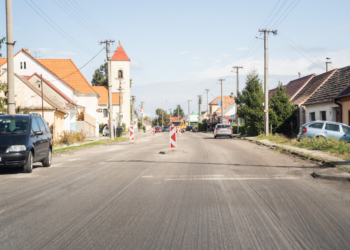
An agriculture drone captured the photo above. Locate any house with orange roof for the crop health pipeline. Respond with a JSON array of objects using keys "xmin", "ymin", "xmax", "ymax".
[
  {"xmin": 0, "ymin": 48, "xmax": 100, "ymax": 136},
  {"xmin": 208, "ymin": 94, "xmax": 236, "ymax": 127}
]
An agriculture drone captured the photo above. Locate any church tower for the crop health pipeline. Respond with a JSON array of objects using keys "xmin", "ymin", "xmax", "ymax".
[{"xmin": 110, "ymin": 41, "xmax": 131, "ymax": 129}]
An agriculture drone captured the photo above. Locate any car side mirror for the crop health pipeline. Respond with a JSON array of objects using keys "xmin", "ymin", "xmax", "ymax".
[{"xmin": 35, "ymin": 131, "xmax": 43, "ymax": 135}]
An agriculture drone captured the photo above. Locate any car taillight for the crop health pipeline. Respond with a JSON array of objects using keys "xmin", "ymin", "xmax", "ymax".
[
  {"xmin": 216, "ymin": 128, "xmax": 220, "ymax": 130},
  {"xmin": 228, "ymin": 127, "xmax": 231, "ymax": 130},
  {"xmin": 302, "ymin": 127, "xmax": 307, "ymax": 133}
]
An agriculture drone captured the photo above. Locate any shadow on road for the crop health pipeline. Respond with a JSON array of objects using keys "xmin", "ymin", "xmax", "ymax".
[
  {"xmin": 106, "ymin": 160, "xmax": 321, "ymax": 169},
  {"xmin": 0, "ymin": 164, "xmax": 42, "ymax": 175}
]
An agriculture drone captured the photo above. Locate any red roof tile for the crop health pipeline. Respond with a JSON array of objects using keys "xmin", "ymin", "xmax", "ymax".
[
  {"xmin": 92, "ymin": 86, "xmax": 122, "ymax": 105},
  {"xmin": 111, "ymin": 41, "xmax": 130, "ymax": 61},
  {"xmin": 0, "ymin": 58, "xmax": 6, "ymax": 67}
]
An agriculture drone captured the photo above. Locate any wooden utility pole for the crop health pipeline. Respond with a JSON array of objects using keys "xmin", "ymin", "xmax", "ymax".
[
  {"xmin": 100, "ymin": 39, "xmax": 115, "ymax": 139},
  {"xmin": 197, "ymin": 95, "xmax": 202, "ymax": 123},
  {"xmin": 218, "ymin": 79, "xmax": 225, "ymax": 122},
  {"xmin": 232, "ymin": 66, "xmax": 242, "ymax": 134},
  {"xmin": 188, "ymin": 100, "xmax": 191, "ymax": 126},
  {"xmin": 41, "ymin": 74, "xmax": 44, "ymax": 117},
  {"xmin": 6, "ymin": 0, "xmax": 15, "ymax": 115},
  {"xmin": 258, "ymin": 29, "xmax": 277, "ymax": 135},
  {"xmin": 204, "ymin": 89, "xmax": 209, "ymax": 114},
  {"xmin": 177, "ymin": 106, "xmax": 179, "ymax": 121}
]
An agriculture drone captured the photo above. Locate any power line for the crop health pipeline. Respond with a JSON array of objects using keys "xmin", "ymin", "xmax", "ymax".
[
  {"xmin": 270, "ymin": 0, "xmax": 297, "ymax": 28},
  {"xmin": 278, "ymin": 35, "xmax": 325, "ymax": 70},
  {"xmin": 52, "ymin": 0, "xmax": 102, "ymax": 40},
  {"xmin": 274, "ymin": 0, "xmax": 301, "ymax": 28},
  {"xmin": 259, "ymin": 0, "xmax": 281, "ymax": 29},
  {"xmin": 265, "ymin": 0, "xmax": 288, "ymax": 28},
  {"xmin": 49, "ymin": 47, "xmax": 105, "ymax": 82},
  {"xmin": 24, "ymin": 0, "xmax": 101, "ymax": 59},
  {"xmin": 70, "ymin": 0, "xmax": 114, "ymax": 39}
]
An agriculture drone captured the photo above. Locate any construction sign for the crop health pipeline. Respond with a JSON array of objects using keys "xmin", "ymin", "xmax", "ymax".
[
  {"xmin": 170, "ymin": 126, "xmax": 177, "ymax": 149},
  {"xmin": 177, "ymin": 126, "xmax": 181, "ymax": 136},
  {"xmin": 130, "ymin": 126, "xmax": 134, "ymax": 142}
]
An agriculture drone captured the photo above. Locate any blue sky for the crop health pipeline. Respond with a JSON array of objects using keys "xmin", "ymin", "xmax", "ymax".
[{"xmin": 1, "ymin": 0, "xmax": 350, "ymax": 117}]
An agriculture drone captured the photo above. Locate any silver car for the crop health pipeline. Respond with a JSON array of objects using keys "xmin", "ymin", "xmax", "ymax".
[
  {"xmin": 102, "ymin": 126, "xmax": 110, "ymax": 136},
  {"xmin": 214, "ymin": 124, "xmax": 232, "ymax": 138},
  {"xmin": 298, "ymin": 121, "xmax": 350, "ymax": 142}
]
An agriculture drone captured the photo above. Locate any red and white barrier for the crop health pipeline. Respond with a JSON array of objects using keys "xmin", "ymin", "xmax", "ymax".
[
  {"xmin": 130, "ymin": 126, "xmax": 134, "ymax": 142},
  {"xmin": 170, "ymin": 126, "xmax": 177, "ymax": 149},
  {"xmin": 152, "ymin": 128, "xmax": 155, "ymax": 136},
  {"xmin": 177, "ymin": 126, "xmax": 181, "ymax": 136}
]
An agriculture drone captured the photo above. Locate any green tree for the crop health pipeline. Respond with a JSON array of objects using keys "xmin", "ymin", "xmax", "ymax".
[
  {"xmin": 155, "ymin": 108, "xmax": 170, "ymax": 126},
  {"xmin": 0, "ymin": 81, "xmax": 7, "ymax": 113},
  {"xmin": 235, "ymin": 69, "xmax": 264, "ymax": 136},
  {"xmin": 269, "ymin": 82, "xmax": 297, "ymax": 134},
  {"xmin": 91, "ymin": 63, "xmax": 108, "ymax": 86},
  {"xmin": 0, "ymin": 37, "xmax": 5, "ymax": 57},
  {"xmin": 173, "ymin": 105, "xmax": 184, "ymax": 117}
]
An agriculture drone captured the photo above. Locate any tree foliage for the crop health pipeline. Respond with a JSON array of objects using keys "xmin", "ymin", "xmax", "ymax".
[
  {"xmin": 269, "ymin": 82, "xmax": 297, "ymax": 134},
  {"xmin": 154, "ymin": 108, "xmax": 170, "ymax": 126},
  {"xmin": 91, "ymin": 63, "xmax": 108, "ymax": 86},
  {"xmin": 0, "ymin": 37, "xmax": 5, "ymax": 57},
  {"xmin": 235, "ymin": 69, "xmax": 264, "ymax": 136},
  {"xmin": 173, "ymin": 105, "xmax": 184, "ymax": 117},
  {"xmin": 0, "ymin": 81, "xmax": 7, "ymax": 113}
]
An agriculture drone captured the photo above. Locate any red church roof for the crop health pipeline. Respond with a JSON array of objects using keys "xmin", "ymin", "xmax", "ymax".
[{"xmin": 111, "ymin": 41, "xmax": 130, "ymax": 61}]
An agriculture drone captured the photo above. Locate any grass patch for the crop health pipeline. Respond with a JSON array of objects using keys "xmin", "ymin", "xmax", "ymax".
[
  {"xmin": 257, "ymin": 134, "xmax": 350, "ymax": 159},
  {"xmin": 53, "ymin": 136, "xmax": 128, "ymax": 153}
]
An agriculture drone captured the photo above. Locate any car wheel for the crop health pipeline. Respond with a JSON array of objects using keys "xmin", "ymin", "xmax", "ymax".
[
  {"xmin": 42, "ymin": 149, "xmax": 52, "ymax": 167},
  {"xmin": 23, "ymin": 152, "xmax": 33, "ymax": 173},
  {"xmin": 214, "ymin": 136, "xmax": 217, "ymax": 139}
]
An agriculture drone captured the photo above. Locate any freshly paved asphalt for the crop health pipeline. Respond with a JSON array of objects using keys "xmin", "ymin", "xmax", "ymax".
[{"xmin": 1, "ymin": 132, "xmax": 350, "ymax": 249}]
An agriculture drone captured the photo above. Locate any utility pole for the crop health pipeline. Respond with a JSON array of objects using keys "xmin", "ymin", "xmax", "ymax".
[
  {"xmin": 161, "ymin": 112, "xmax": 164, "ymax": 127},
  {"xmin": 232, "ymin": 66, "xmax": 242, "ymax": 134},
  {"xmin": 141, "ymin": 102, "xmax": 144, "ymax": 132},
  {"xmin": 41, "ymin": 74, "xmax": 44, "ymax": 117},
  {"xmin": 6, "ymin": 0, "xmax": 15, "ymax": 115},
  {"xmin": 100, "ymin": 39, "xmax": 115, "ymax": 139},
  {"xmin": 177, "ymin": 105, "xmax": 179, "ymax": 121},
  {"xmin": 218, "ymin": 79, "xmax": 225, "ymax": 123},
  {"xmin": 131, "ymin": 96, "xmax": 135, "ymax": 128},
  {"xmin": 188, "ymin": 100, "xmax": 191, "ymax": 126},
  {"xmin": 197, "ymin": 95, "xmax": 202, "ymax": 123},
  {"xmin": 204, "ymin": 89, "xmax": 210, "ymax": 115},
  {"xmin": 258, "ymin": 29, "xmax": 277, "ymax": 135},
  {"xmin": 169, "ymin": 109, "xmax": 172, "ymax": 124}
]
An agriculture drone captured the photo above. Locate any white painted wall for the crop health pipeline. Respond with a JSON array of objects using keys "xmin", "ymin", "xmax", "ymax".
[
  {"xmin": 224, "ymin": 103, "xmax": 236, "ymax": 116},
  {"xmin": 76, "ymin": 95, "xmax": 99, "ymax": 135},
  {"xmin": 110, "ymin": 60, "xmax": 131, "ymax": 129},
  {"xmin": 305, "ymin": 102, "xmax": 339, "ymax": 123},
  {"xmin": 96, "ymin": 104, "xmax": 120, "ymax": 125}
]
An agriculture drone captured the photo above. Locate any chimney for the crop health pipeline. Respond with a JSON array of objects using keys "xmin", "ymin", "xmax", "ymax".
[
  {"xmin": 230, "ymin": 92, "xmax": 234, "ymax": 98},
  {"xmin": 24, "ymin": 48, "xmax": 30, "ymax": 54},
  {"xmin": 326, "ymin": 61, "xmax": 332, "ymax": 72}
]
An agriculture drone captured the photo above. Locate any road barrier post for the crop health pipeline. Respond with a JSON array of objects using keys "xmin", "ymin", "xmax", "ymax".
[
  {"xmin": 130, "ymin": 126, "xmax": 134, "ymax": 142},
  {"xmin": 177, "ymin": 126, "xmax": 181, "ymax": 136},
  {"xmin": 170, "ymin": 126, "xmax": 177, "ymax": 149}
]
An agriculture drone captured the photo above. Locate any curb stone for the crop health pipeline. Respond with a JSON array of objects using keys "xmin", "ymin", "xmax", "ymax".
[{"xmin": 311, "ymin": 172, "xmax": 350, "ymax": 182}]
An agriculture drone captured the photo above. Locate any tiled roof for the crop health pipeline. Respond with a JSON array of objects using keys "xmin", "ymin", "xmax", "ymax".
[
  {"xmin": 143, "ymin": 120, "xmax": 151, "ymax": 126},
  {"xmin": 268, "ymin": 74, "xmax": 315, "ymax": 101},
  {"xmin": 170, "ymin": 116, "xmax": 183, "ymax": 121},
  {"xmin": 0, "ymin": 58, "xmax": 6, "ymax": 67},
  {"xmin": 37, "ymin": 59, "xmax": 97, "ymax": 94},
  {"xmin": 92, "ymin": 86, "xmax": 121, "ymax": 105},
  {"xmin": 209, "ymin": 96, "xmax": 235, "ymax": 110},
  {"xmin": 336, "ymin": 83, "xmax": 350, "ymax": 98},
  {"xmin": 111, "ymin": 41, "xmax": 130, "ymax": 61},
  {"xmin": 25, "ymin": 73, "xmax": 77, "ymax": 106},
  {"xmin": 292, "ymin": 69, "xmax": 337, "ymax": 105},
  {"xmin": 16, "ymin": 74, "xmax": 67, "ymax": 114},
  {"xmin": 304, "ymin": 67, "xmax": 350, "ymax": 105}
]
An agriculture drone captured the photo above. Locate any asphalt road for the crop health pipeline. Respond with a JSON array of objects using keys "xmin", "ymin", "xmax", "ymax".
[{"xmin": 1, "ymin": 132, "xmax": 350, "ymax": 250}]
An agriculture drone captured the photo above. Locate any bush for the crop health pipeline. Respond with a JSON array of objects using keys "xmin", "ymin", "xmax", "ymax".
[
  {"xmin": 58, "ymin": 131, "xmax": 87, "ymax": 145},
  {"xmin": 122, "ymin": 122, "xmax": 126, "ymax": 131},
  {"xmin": 295, "ymin": 136, "xmax": 350, "ymax": 155},
  {"xmin": 231, "ymin": 124, "xmax": 245, "ymax": 135}
]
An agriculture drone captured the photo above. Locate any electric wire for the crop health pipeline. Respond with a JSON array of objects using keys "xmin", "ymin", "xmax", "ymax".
[
  {"xmin": 278, "ymin": 35, "xmax": 325, "ymax": 70},
  {"xmin": 270, "ymin": 0, "xmax": 296, "ymax": 28},
  {"xmin": 24, "ymin": 0, "xmax": 99, "ymax": 58},
  {"xmin": 274, "ymin": 0, "xmax": 301, "ymax": 28},
  {"xmin": 70, "ymin": 0, "xmax": 114, "ymax": 39},
  {"xmin": 48, "ymin": 47, "xmax": 105, "ymax": 82},
  {"xmin": 265, "ymin": 0, "xmax": 288, "ymax": 28},
  {"xmin": 52, "ymin": 0, "xmax": 102, "ymax": 40}
]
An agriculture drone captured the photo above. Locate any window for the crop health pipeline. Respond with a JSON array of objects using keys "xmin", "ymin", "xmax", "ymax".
[
  {"xmin": 320, "ymin": 111, "xmax": 326, "ymax": 121},
  {"xmin": 20, "ymin": 62, "xmax": 23, "ymax": 69},
  {"xmin": 118, "ymin": 70, "xmax": 123, "ymax": 79},
  {"xmin": 309, "ymin": 123, "xmax": 324, "ymax": 129},
  {"xmin": 217, "ymin": 125, "xmax": 231, "ymax": 128},
  {"xmin": 31, "ymin": 118, "xmax": 40, "ymax": 132},
  {"xmin": 103, "ymin": 109, "xmax": 108, "ymax": 117},
  {"xmin": 342, "ymin": 125, "xmax": 350, "ymax": 134},
  {"xmin": 35, "ymin": 118, "xmax": 47, "ymax": 133},
  {"xmin": 309, "ymin": 112, "xmax": 315, "ymax": 121},
  {"xmin": 0, "ymin": 117, "xmax": 29, "ymax": 134},
  {"xmin": 24, "ymin": 62, "xmax": 26, "ymax": 69},
  {"xmin": 325, "ymin": 123, "xmax": 340, "ymax": 132}
]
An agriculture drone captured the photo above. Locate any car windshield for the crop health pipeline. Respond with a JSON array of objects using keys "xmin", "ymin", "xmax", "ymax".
[
  {"xmin": 217, "ymin": 125, "xmax": 230, "ymax": 128},
  {"xmin": 0, "ymin": 117, "xmax": 29, "ymax": 134},
  {"xmin": 173, "ymin": 122, "xmax": 181, "ymax": 126}
]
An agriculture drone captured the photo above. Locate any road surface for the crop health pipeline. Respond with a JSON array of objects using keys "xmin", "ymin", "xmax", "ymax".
[{"xmin": 1, "ymin": 132, "xmax": 350, "ymax": 249}]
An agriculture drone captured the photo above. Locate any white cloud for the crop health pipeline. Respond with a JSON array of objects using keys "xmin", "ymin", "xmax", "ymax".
[
  {"xmin": 131, "ymin": 59, "xmax": 142, "ymax": 70},
  {"xmin": 237, "ymin": 47, "xmax": 248, "ymax": 50},
  {"xmin": 179, "ymin": 51, "xmax": 189, "ymax": 55},
  {"xmin": 191, "ymin": 55, "xmax": 201, "ymax": 59},
  {"xmin": 57, "ymin": 51, "xmax": 77, "ymax": 55},
  {"xmin": 221, "ymin": 53, "xmax": 229, "ymax": 58},
  {"xmin": 211, "ymin": 59, "xmax": 221, "ymax": 64}
]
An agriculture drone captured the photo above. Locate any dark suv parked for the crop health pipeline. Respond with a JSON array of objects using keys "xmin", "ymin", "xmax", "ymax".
[{"xmin": 0, "ymin": 113, "xmax": 52, "ymax": 173}]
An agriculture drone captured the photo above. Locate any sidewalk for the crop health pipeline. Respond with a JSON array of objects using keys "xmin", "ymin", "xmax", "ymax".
[{"xmin": 244, "ymin": 137, "xmax": 350, "ymax": 182}]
